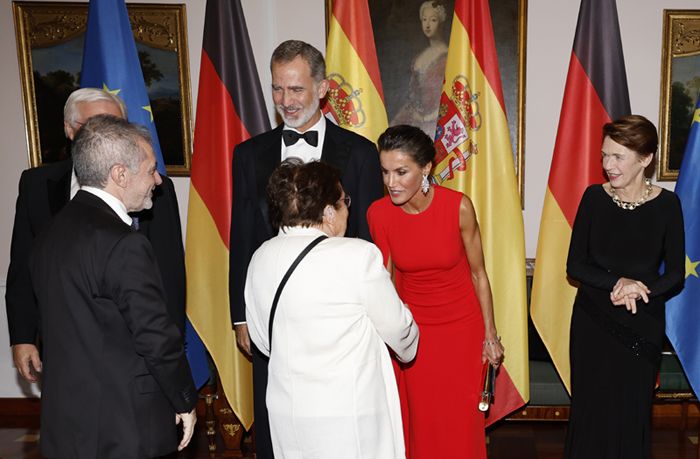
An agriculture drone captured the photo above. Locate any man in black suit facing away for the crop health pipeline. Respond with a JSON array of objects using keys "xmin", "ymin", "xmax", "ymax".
[
  {"xmin": 6, "ymin": 88, "xmax": 186, "ymax": 383},
  {"xmin": 30, "ymin": 115, "xmax": 196, "ymax": 458},
  {"xmin": 229, "ymin": 39, "xmax": 384, "ymax": 458}
]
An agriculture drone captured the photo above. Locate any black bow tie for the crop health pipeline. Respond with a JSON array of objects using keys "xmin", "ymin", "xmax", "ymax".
[{"xmin": 282, "ymin": 130, "xmax": 318, "ymax": 147}]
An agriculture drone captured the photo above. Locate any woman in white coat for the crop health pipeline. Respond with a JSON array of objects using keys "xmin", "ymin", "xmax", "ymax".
[{"xmin": 245, "ymin": 159, "xmax": 419, "ymax": 459}]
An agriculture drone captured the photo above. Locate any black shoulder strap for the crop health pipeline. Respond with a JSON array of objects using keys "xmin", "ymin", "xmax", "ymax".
[{"xmin": 268, "ymin": 235, "xmax": 328, "ymax": 353}]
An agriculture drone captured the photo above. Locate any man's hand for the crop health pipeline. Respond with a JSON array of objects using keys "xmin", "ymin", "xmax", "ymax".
[
  {"xmin": 234, "ymin": 323, "xmax": 251, "ymax": 357},
  {"xmin": 175, "ymin": 408, "xmax": 197, "ymax": 451},
  {"xmin": 12, "ymin": 344, "xmax": 42, "ymax": 382}
]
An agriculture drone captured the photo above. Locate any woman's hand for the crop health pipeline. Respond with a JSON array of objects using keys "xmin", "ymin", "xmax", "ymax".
[
  {"xmin": 482, "ymin": 333, "xmax": 504, "ymax": 368},
  {"xmin": 610, "ymin": 277, "xmax": 650, "ymax": 314}
]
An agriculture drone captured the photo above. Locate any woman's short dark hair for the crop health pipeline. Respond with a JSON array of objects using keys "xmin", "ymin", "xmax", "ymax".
[
  {"xmin": 267, "ymin": 158, "xmax": 342, "ymax": 229},
  {"xmin": 602, "ymin": 115, "xmax": 658, "ymax": 157},
  {"xmin": 378, "ymin": 125, "xmax": 436, "ymax": 167}
]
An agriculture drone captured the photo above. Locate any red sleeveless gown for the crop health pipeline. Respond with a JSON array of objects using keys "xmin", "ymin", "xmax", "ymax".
[{"xmin": 367, "ymin": 185, "xmax": 486, "ymax": 459}]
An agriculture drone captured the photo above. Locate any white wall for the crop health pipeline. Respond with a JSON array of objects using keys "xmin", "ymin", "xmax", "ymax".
[
  {"xmin": 523, "ymin": 0, "xmax": 696, "ymax": 255},
  {"xmin": 0, "ymin": 0, "xmax": 694, "ymax": 396}
]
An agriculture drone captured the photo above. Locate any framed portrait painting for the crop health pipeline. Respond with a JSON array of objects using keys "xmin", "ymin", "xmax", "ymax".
[
  {"xmin": 326, "ymin": 0, "xmax": 527, "ymax": 199},
  {"xmin": 13, "ymin": 1, "xmax": 193, "ymax": 176},
  {"xmin": 658, "ymin": 10, "xmax": 700, "ymax": 181}
]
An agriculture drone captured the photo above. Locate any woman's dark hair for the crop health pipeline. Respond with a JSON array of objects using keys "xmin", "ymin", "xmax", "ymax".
[
  {"xmin": 602, "ymin": 115, "xmax": 658, "ymax": 157},
  {"xmin": 378, "ymin": 125, "xmax": 436, "ymax": 167},
  {"xmin": 267, "ymin": 158, "xmax": 343, "ymax": 229}
]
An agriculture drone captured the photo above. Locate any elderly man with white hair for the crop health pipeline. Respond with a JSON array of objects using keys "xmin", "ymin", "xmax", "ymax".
[{"xmin": 6, "ymin": 87, "xmax": 186, "ymax": 383}]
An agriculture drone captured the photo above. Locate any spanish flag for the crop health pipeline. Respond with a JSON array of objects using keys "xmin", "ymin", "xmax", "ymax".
[
  {"xmin": 324, "ymin": 0, "xmax": 387, "ymax": 143},
  {"xmin": 530, "ymin": 0, "xmax": 630, "ymax": 393},
  {"xmin": 185, "ymin": 0, "xmax": 270, "ymax": 430},
  {"xmin": 433, "ymin": 0, "xmax": 528, "ymax": 423}
]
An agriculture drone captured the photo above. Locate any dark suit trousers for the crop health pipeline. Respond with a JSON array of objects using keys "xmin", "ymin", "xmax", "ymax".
[{"xmin": 252, "ymin": 344, "xmax": 273, "ymax": 459}]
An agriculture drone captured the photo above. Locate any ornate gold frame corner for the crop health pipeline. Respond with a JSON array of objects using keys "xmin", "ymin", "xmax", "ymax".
[
  {"xmin": 12, "ymin": 1, "xmax": 193, "ymax": 176},
  {"xmin": 657, "ymin": 9, "xmax": 700, "ymax": 182}
]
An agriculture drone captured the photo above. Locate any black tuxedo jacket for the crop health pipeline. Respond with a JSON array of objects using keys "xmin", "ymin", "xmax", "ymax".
[
  {"xmin": 29, "ymin": 191, "xmax": 196, "ymax": 458},
  {"xmin": 5, "ymin": 159, "xmax": 186, "ymax": 345},
  {"xmin": 229, "ymin": 121, "xmax": 383, "ymax": 323}
]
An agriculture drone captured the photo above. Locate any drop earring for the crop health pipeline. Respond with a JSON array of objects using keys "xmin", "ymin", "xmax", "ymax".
[{"xmin": 421, "ymin": 174, "xmax": 430, "ymax": 194}]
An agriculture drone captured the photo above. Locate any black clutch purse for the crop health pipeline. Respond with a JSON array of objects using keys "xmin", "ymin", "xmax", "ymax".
[{"xmin": 478, "ymin": 362, "xmax": 496, "ymax": 412}]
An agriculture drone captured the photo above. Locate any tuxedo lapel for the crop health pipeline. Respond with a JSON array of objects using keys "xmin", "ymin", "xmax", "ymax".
[
  {"xmin": 321, "ymin": 122, "xmax": 352, "ymax": 174},
  {"xmin": 255, "ymin": 126, "xmax": 284, "ymax": 232},
  {"xmin": 47, "ymin": 163, "xmax": 73, "ymax": 216}
]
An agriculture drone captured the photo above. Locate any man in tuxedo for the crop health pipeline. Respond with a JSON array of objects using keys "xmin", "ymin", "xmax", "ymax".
[
  {"xmin": 228, "ymin": 39, "xmax": 383, "ymax": 458},
  {"xmin": 6, "ymin": 88, "xmax": 186, "ymax": 383},
  {"xmin": 30, "ymin": 115, "xmax": 196, "ymax": 458}
]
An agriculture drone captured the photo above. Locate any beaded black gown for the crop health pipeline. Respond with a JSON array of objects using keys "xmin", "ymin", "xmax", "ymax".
[{"xmin": 564, "ymin": 185, "xmax": 685, "ymax": 459}]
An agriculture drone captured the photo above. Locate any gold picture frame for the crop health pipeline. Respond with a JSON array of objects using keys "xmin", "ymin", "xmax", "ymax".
[
  {"xmin": 325, "ymin": 0, "xmax": 527, "ymax": 203},
  {"xmin": 13, "ymin": 1, "xmax": 193, "ymax": 176},
  {"xmin": 658, "ymin": 10, "xmax": 700, "ymax": 181}
]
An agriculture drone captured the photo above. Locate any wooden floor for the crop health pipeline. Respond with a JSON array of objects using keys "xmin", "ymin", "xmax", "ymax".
[{"xmin": 0, "ymin": 422, "xmax": 697, "ymax": 458}]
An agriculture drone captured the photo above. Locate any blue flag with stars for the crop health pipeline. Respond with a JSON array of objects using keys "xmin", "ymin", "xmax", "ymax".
[
  {"xmin": 80, "ymin": 0, "xmax": 165, "ymax": 175},
  {"xmin": 667, "ymin": 94, "xmax": 700, "ymax": 397},
  {"xmin": 80, "ymin": 0, "xmax": 209, "ymax": 388}
]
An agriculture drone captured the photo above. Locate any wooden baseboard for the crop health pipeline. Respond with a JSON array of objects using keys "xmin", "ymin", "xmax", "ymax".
[
  {"xmin": 0, "ymin": 398, "xmax": 40, "ymax": 428},
  {"xmin": 507, "ymin": 405, "xmax": 570, "ymax": 421},
  {"xmin": 0, "ymin": 395, "xmax": 214, "ymax": 429},
  {"xmin": 506, "ymin": 400, "xmax": 700, "ymax": 428},
  {"xmin": 4, "ymin": 397, "xmax": 698, "ymax": 430}
]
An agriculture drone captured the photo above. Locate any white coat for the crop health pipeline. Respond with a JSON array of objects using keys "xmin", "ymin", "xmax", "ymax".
[{"xmin": 245, "ymin": 226, "xmax": 419, "ymax": 459}]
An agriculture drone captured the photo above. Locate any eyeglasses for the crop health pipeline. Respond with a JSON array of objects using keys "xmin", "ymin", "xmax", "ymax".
[{"xmin": 340, "ymin": 195, "xmax": 351, "ymax": 208}]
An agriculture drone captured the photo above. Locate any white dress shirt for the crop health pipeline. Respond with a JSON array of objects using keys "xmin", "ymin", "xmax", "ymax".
[
  {"xmin": 81, "ymin": 186, "xmax": 133, "ymax": 227},
  {"xmin": 70, "ymin": 168, "xmax": 81, "ymax": 200},
  {"xmin": 280, "ymin": 113, "xmax": 326, "ymax": 163}
]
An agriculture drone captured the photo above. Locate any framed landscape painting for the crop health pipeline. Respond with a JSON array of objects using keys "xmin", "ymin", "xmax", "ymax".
[
  {"xmin": 13, "ymin": 2, "xmax": 193, "ymax": 176},
  {"xmin": 658, "ymin": 10, "xmax": 700, "ymax": 181}
]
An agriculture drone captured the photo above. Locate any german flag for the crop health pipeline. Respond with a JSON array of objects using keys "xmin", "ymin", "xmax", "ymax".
[
  {"xmin": 185, "ymin": 0, "xmax": 270, "ymax": 430},
  {"xmin": 433, "ymin": 0, "xmax": 528, "ymax": 423},
  {"xmin": 324, "ymin": 0, "xmax": 387, "ymax": 143},
  {"xmin": 530, "ymin": 0, "xmax": 630, "ymax": 393}
]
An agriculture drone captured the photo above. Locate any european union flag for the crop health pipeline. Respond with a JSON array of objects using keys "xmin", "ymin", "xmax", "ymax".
[
  {"xmin": 80, "ymin": 0, "xmax": 209, "ymax": 388},
  {"xmin": 80, "ymin": 0, "xmax": 165, "ymax": 175},
  {"xmin": 667, "ymin": 94, "xmax": 700, "ymax": 397}
]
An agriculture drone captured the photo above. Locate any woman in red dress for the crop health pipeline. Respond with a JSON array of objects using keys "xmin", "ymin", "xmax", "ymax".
[{"xmin": 367, "ymin": 125, "xmax": 504, "ymax": 458}]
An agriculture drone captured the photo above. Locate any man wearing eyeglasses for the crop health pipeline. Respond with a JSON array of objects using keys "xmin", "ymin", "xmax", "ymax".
[{"xmin": 229, "ymin": 39, "xmax": 383, "ymax": 459}]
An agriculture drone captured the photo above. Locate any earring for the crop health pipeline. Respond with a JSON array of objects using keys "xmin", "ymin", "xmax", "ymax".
[{"xmin": 421, "ymin": 174, "xmax": 430, "ymax": 194}]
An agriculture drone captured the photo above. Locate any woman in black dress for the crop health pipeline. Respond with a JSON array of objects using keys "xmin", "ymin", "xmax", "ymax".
[{"xmin": 564, "ymin": 115, "xmax": 685, "ymax": 458}]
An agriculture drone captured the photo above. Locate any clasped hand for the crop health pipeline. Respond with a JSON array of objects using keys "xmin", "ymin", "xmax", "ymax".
[{"xmin": 610, "ymin": 277, "xmax": 650, "ymax": 314}]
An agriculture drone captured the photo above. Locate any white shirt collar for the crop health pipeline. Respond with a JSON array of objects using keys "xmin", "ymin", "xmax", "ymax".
[
  {"xmin": 70, "ymin": 168, "xmax": 81, "ymax": 200},
  {"xmin": 81, "ymin": 186, "xmax": 133, "ymax": 227},
  {"xmin": 281, "ymin": 113, "xmax": 326, "ymax": 163}
]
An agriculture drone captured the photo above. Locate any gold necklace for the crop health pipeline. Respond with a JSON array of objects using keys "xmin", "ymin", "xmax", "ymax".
[{"xmin": 610, "ymin": 179, "xmax": 652, "ymax": 210}]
